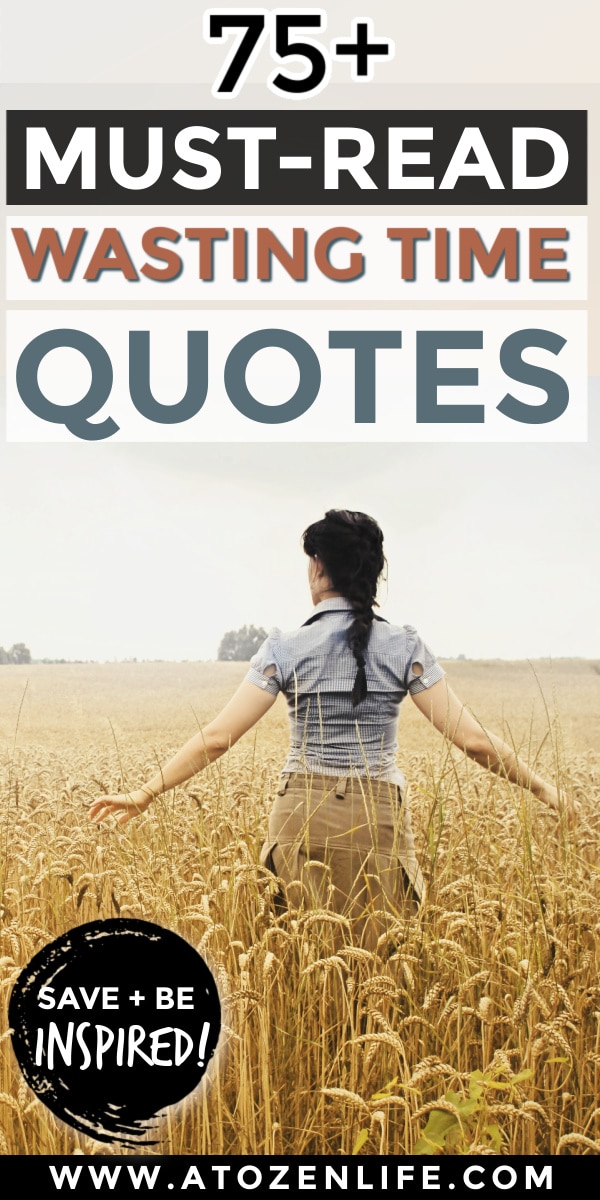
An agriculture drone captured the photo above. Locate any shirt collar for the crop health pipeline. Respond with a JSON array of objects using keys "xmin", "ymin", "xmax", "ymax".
[{"xmin": 310, "ymin": 597, "xmax": 354, "ymax": 616}]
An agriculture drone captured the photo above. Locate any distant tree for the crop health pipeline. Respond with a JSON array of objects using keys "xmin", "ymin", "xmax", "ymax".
[
  {"xmin": 9, "ymin": 643, "xmax": 32, "ymax": 664},
  {"xmin": 0, "ymin": 643, "xmax": 32, "ymax": 664},
  {"xmin": 217, "ymin": 625, "xmax": 268, "ymax": 662}
]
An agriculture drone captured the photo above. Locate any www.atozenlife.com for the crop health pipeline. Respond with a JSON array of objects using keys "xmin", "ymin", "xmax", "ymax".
[{"xmin": 44, "ymin": 1158, "xmax": 556, "ymax": 1196}]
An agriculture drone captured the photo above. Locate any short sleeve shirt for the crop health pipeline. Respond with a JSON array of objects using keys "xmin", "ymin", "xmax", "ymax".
[{"xmin": 245, "ymin": 597, "xmax": 444, "ymax": 786}]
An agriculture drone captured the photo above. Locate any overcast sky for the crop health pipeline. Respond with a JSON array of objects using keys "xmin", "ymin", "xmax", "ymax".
[{"xmin": 0, "ymin": 402, "xmax": 598, "ymax": 662}]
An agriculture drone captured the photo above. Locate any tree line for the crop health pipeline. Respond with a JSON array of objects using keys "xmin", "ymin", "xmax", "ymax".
[
  {"xmin": 0, "ymin": 643, "xmax": 32, "ymax": 664},
  {"xmin": 0, "ymin": 629, "xmax": 266, "ymax": 664}
]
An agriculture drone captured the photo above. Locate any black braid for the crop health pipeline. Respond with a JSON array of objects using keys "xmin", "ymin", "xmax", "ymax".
[{"xmin": 302, "ymin": 510, "xmax": 386, "ymax": 706}]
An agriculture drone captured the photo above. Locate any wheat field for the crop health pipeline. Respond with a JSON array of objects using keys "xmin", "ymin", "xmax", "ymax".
[{"xmin": 1, "ymin": 658, "xmax": 599, "ymax": 1156}]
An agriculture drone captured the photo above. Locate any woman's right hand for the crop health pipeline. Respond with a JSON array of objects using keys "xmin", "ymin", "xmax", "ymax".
[
  {"xmin": 89, "ymin": 789, "xmax": 154, "ymax": 826},
  {"xmin": 538, "ymin": 784, "xmax": 580, "ymax": 823}
]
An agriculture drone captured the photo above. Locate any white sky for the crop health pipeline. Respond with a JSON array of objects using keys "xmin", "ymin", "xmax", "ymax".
[{"xmin": 0, "ymin": 406, "xmax": 598, "ymax": 661}]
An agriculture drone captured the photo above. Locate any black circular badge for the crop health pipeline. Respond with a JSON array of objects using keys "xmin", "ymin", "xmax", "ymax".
[{"xmin": 9, "ymin": 918, "xmax": 221, "ymax": 1145}]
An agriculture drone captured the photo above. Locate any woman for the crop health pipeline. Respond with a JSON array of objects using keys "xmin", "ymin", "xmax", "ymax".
[{"xmin": 90, "ymin": 510, "xmax": 572, "ymax": 934}]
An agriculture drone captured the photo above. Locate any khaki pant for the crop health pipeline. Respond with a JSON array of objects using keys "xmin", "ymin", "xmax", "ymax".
[{"xmin": 260, "ymin": 773, "xmax": 420, "ymax": 945}]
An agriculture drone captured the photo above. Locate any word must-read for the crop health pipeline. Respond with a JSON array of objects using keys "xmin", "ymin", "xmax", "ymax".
[
  {"xmin": 7, "ymin": 111, "xmax": 586, "ymax": 204},
  {"xmin": 21, "ymin": 123, "xmax": 574, "ymax": 192}
]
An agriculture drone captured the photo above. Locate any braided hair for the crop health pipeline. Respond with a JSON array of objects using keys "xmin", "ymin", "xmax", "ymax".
[{"xmin": 303, "ymin": 510, "xmax": 386, "ymax": 706}]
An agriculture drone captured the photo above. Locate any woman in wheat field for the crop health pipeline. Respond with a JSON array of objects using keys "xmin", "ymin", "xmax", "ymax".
[{"xmin": 90, "ymin": 509, "xmax": 570, "ymax": 934}]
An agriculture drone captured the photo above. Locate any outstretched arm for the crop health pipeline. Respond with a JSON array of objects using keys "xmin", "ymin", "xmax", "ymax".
[
  {"xmin": 410, "ymin": 677, "xmax": 572, "ymax": 814},
  {"xmin": 89, "ymin": 681, "xmax": 277, "ymax": 825}
]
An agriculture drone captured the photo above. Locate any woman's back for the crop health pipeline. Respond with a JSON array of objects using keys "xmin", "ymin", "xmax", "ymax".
[{"xmin": 247, "ymin": 596, "xmax": 444, "ymax": 782}]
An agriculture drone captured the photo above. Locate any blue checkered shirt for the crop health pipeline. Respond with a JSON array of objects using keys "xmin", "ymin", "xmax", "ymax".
[{"xmin": 246, "ymin": 597, "xmax": 444, "ymax": 788}]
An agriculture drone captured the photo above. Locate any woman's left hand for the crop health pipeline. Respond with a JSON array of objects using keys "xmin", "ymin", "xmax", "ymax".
[{"xmin": 89, "ymin": 790, "xmax": 154, "ymax": 825}]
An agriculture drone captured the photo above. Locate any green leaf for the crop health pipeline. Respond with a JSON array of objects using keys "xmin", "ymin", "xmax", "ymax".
[
  {"xmin": 468, "ymin": 1071, "xmax": 485, "ymax": 1101},
  {"xmin": 414, "ymin": 1109, "xmax": 460, "ymax": 1154},
  {"xmin": 484, "ymin": 1123, "xmax": 504, "ymax": 1153},
  {"xmin": 414, "ymin": 1135, "xmax": 440, "ymax": 1155},
  {"xmin": 352, "ymin": 1129, "xmax": 369, "ymax": 1155},
  {"xmin": 508, "ymin": 1069, "xmax": 533, "ymax": 1084},
  {"xmin": 445, "ymin": 1089, "xmax": 480, "ymax": 1118}
]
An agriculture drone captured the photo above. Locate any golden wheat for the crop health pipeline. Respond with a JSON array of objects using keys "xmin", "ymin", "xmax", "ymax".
[{"xmin": 0, "ymin": 658, "xmax": 599, "ymax": 1155}]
